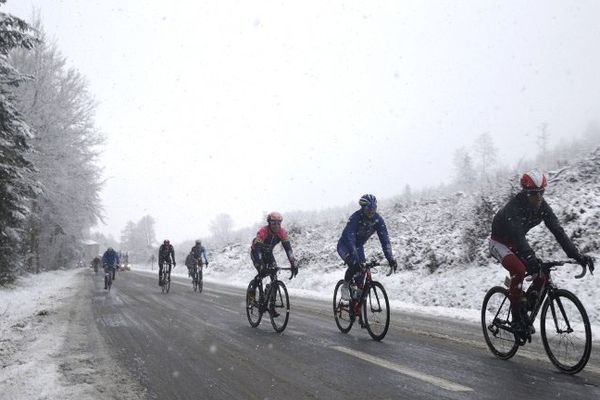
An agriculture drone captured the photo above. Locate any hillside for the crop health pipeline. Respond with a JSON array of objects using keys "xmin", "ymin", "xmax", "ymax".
[{"xmin": 204, "ymin": 148, "xmax": 600, "ymax": 325}]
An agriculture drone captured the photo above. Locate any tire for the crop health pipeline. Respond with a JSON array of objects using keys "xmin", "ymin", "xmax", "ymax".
[
  {"xmin": 198, "ymin": 269, "xmax": 203, "ymax": 293},
  {"xmin": 333, "ymin": 280, "xmax": 354, "ymax": 333},
  {"xmin": 165, "ymin": 274, "xmax": 170, "ymax": 293},
  {"xmin": 481, "ymin": 286, "xmax": 519, "ymax": 360},
  {"xmin": 540, "ymin": 289, "xmax": 592, "ymax": 374},
  {"xmin": 193, "ymin": 275, "xmax": 198, "ymax": 292},
  {"xmin": 246, "ymin": 281, "xmax": 262, "ymax": 328},
  {"xmin": 363, "ymin": 281, "xmax": 390, "ymax": 341},
  {"xmin": 269, "ymin": 281, "xmax": 290, "ymax": 333}
]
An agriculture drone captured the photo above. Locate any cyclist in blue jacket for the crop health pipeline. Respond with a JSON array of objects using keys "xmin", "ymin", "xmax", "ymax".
[
  {"xmin": 101, "ymin": 247, "xmax": 120, "ymax": 290},
  {"xmin": 337, "ymin": 194, "xmax": 397, "ymax": 300}
]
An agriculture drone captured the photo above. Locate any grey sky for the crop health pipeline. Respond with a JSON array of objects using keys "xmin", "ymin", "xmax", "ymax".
[{"xmin": 5, "ymin": 1, "xmax": 600, "ymax": 242}]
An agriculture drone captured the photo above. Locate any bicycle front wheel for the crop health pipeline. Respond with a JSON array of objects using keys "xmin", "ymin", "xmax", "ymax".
[
  {"xmin": 269, "ymin": 281, "xmax": 290, "ymax": 333},
  {"xmin": 481, "ymin": 286, "xmax": 518, "ymax": 360},
  {"xmin": 246, "ymin": 281, "xmax": 262, "ymax": 328},
  {"xmin": 362, "ymin": 281, "xmax": 390, "ymax": 341},
  {"xmin": 540, "ymin": 289, "xmax": 592, "ymax": 374},
  {"xmin": 333, "ymin": 280, "xmax": 353, "ymax": 333}
]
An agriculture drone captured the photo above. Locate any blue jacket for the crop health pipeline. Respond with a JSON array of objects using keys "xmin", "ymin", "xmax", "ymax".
[
  {"xmin": 102, "ymin": 249, "xmax": 120, "ymax": 269},
  {"xmin": 337, "ymin": 210, "xmax": 394, "ymax": 265}
]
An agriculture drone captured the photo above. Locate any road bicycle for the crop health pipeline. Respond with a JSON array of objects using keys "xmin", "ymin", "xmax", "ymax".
[
  {"xmin": 160, "ymin": 263, "xmax": 173, "ymax": 294},
  {"xmin": 333, "ymin": 260, "xmax": 391, "ymax": 341},
  {"xmin": 482, "ymin": 259, "xmax": 593, "ymax": 374},
  {"xmin": 192, "ymin": 261, "xmax": 204, "ymax": 293},
  {"xmin": 246, "ymin": 265, "xmax": 294, "ymax": 333}
]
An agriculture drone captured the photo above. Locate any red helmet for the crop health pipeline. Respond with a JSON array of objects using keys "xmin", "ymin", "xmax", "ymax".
[
  {"xmin": 520, "ymin": 171, "xmax": 547, "ymax": 192},
  {"xmin": 267, "ymin": 211, "xmax": 283, "ymax": 224}
]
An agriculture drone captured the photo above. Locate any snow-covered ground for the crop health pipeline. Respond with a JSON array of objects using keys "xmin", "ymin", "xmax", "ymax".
[{"xmin": 0, "ymin": 268, "xmax": 145, "ymax": 400}]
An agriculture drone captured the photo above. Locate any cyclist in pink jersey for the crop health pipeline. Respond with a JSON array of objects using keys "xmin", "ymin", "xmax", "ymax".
[{"xmin": 249, "ymin": 212, "xmax": 298, "ymax": 292}]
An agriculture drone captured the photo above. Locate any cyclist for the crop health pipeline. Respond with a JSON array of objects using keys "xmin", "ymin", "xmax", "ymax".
[
  {"xmin": 191, "ymin": 239, "xmax": 209, "ymax": 269},
  {"xmin": 337, "ymin": 194, "xmax": 397, "ymax": 301},
  {"xmin": 101, "ymin": 247, "xmax": 120, "ymax": 290},
  {"xmin": 249, "ymin": 212, "xmax": 298, "ymax": 308},
  {"xmin": 91, "ymin": 255, "xmax": 101, "ymax": 274},
  {"xmin": 489, "ymin": 170, "xmax": 594, "ymax": 337},
  {"xmin": 158, "ymin": 239, "xmax": 176, "ymax": 286}
]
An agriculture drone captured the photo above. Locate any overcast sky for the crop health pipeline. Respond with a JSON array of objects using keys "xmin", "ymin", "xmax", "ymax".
[{"xmin": 5, "ymin": 1, "xmax": 600, "ymax": 243}]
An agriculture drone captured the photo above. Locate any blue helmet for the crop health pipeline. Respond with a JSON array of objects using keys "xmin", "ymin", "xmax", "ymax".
[{"xmin": 359, "ymin": 194, "xmax": 377, "ymax": 210}]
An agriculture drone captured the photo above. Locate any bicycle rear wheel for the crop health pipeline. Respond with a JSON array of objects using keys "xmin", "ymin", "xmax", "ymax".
[
  {"xmin": 333, "ymin": 280, "xmax": 354, "ymax": 333},
  {"xmin": 481, "ymin": 286, "xmax": 518, "ymax": 359},
  {"xmin": 362, "ymin": 281, "xmax": 390, "ymax": 341},
  {"xmin": 269, "ymin": 281, "xmax": 290, "ymax": 333},
  {"xmin": 246, "ymin": 281, "xmax": 262, "ymax": 327},
  {"xmin": 198, "ymin": 269, "xmax": 203, "ymax": 293},
  {"xmin": 540, "ymin": 289, "xmax": 591, "ymax": 374}
]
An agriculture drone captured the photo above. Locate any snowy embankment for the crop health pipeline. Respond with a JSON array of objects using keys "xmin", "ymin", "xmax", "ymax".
[{"xmin": 164, "ymin": 149, "xmax": 600, "ymax": 328}]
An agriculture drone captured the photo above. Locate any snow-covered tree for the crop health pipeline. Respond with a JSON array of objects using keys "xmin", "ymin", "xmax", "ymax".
[
  {"xmin": 0, "ymin": 4, "xmax": 38, "ymax": 284},
  {"xmin": 120, "ymin": 215, "xmax": 156, "ymax": 263},
  {"xmin": 473, "ymin": 132, "xmax": 498, "ymax": 187},
  {"xmin": 209, "ymin": 213, "xmax": 234, "ymax": 246},
  {"xmin": 9, "ymin": 18, "xmax": 104, "ymax": 271},
  {"xmin": 452, "ymin": 147, "xmax": 476, "ymax": 191}
]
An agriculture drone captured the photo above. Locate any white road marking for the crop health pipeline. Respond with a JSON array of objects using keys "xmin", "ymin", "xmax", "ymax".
[{"xmin": 331, "ymin": 346, "xmax": 473, "ymax": 392}]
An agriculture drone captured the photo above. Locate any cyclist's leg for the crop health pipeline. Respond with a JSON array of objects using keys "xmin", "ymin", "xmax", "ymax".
[{"xmin": 490, "ymin": 240, "xmax": 527, "ymax": 326}]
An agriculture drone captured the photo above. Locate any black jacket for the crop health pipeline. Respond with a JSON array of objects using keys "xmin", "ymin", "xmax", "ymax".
[
  {"xmin": 158, "ymin": 244, "xmax": 175, "ymax": 263},
  {"xmin": 491, "ymin": 192, "xmax": 579, "ymax": 269}
]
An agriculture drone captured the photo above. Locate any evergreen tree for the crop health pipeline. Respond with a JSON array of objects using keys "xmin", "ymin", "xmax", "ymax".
[{"xmin": 0, "ymin": 4, "xmax": 38, "ymax": 284}]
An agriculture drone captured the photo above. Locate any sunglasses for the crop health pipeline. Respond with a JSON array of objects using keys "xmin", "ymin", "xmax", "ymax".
[
  {"xmin": 525, "ymin": 189, "xmax": 545, "ymax": 196},
  {"xmin": 269, "ymin": 221, "xmax": 281, "ymax": 225}
]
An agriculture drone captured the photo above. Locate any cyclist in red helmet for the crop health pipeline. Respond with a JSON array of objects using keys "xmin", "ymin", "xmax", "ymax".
[
  {"xmin": 249, "ymin": 212, "xmax": 298, "ymax": 295},
  {"xmin": 489, "ymin": 170, "xmax": 594, "ymax": 337}
]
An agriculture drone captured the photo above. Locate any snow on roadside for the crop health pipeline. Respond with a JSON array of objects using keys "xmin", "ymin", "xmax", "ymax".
[{"xmin": 0, "ymin": 269, "xmax": 80, "ymax": 399}]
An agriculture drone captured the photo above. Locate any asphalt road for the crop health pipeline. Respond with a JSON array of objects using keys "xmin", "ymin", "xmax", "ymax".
[{"xmin": 90, "ymin": 270, "xmax": 600, "ymax": 400}]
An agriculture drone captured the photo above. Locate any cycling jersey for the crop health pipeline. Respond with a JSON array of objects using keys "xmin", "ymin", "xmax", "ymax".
[
  {"xmin": 337, "ymin": 210, "xmax": 394, "ymax": 266},
  {"xmin": 191, "ymin": 244, "xmax": 208, "ymax": 264},
  {"xmin": 158, "ymin": 244, "xmax": 175, "ymax": 264},
  {"xmin": 251, "ymin": 225, "xmax": 294, "ymax": 264},
  {"xmin": 491, "ymin": 192, "xmax": 579, "ymax": 269}
]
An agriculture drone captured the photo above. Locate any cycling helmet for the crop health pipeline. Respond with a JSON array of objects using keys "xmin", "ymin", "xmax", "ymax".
[
  {"xmin": 107, "ymin": 247, "xmax": 113, "ymax": 252},
  {"xmin": 520, "ymin": 171, "xmax": 547, "ymax": 192},
  {"xmin": 163, "ymin": 239, "xmax": 170, "ymax": 245},
  {"xmin": 359, "ymin": 194, "xmax": 377, "ymax": 210},
  {"xmin": 267, "ymin": 211, "xmax": 283, "ymax": 224},
  {"xmin": 195, "ymin": 239, "xmax": 201, "ymax": 245}
]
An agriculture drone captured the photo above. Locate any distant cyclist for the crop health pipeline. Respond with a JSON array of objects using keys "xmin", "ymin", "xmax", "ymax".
[
  {"xmin": 337, "ymin": 194, "xmax": 397, "ymax": 300},
  {"xmin": 101, "ymin": 247, "xmax": 120, "ymax": 290},
  {"xmin": 158, "ymin": 239, "xmax": 176, "ymax": 286},
  {"xmin": 249, "ymin": 212, "xmax": 298, "ymax": 298},
  {"xmin": 191, "ymin": 239, "xmax": 209, "ymax": 268},
  {"xmin": 91, "ymin": 255, "xmax": 101, "ymax": 274},
  {"xmin": 489, "ymin": 170, "xmax": 594, "ymax": 336}
]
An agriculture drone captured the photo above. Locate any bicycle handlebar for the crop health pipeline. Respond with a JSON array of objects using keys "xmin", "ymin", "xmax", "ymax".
[
  {"xmin": 359, "ymin": 260, "xmax": 395, "ymax": 277},
  {"xmin": 540, "ymin": 259, "xmax": 590, "ymax": 279}
]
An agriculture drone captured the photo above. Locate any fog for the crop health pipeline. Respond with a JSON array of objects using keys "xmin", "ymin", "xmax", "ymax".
[{"xmin": 6, "ymin": 0, "xmax": 600, "ymax": 242}]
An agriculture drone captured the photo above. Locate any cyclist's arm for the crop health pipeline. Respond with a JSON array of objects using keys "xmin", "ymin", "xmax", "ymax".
[
  {"xmin": 542, "ymin": 202, "xmax": 580, "ymax": 259},
  {"xmin": 375, "ymin": 217, "xmax": 394, "ymax": 262}
]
